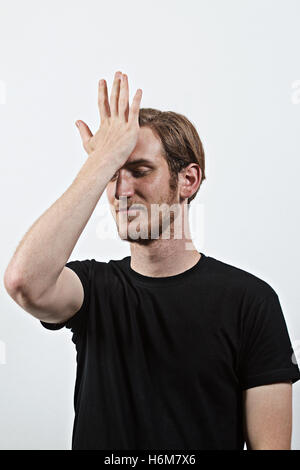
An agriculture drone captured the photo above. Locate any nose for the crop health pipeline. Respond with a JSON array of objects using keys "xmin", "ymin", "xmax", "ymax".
[{"xmin": 114, "ymin": 169, "xmax": 135, "ymax": 200}]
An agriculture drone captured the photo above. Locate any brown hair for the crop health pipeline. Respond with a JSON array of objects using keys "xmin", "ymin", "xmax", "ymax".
[{"xmin": 138, "ymin": 108, "xmax": 206, "ymax": 204}]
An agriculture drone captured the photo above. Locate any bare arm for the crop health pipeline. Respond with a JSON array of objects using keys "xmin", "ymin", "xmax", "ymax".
[
  {"xmin": 4, "ymin": 71, "xmax": 142, "ymax": 322},
  {"xmin": 243, "ymin": 382, "xmax": 292, "ymax": 450},
  {"xmin": 4, "ymin": 156, "xmax": 115, "ymax": 304}
]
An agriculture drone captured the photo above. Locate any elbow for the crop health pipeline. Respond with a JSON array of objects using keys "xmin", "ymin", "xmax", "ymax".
[
  {"xmin": 3, "ymin": 268, "xmax": 23, "ymax": 298},
  {"xmin": 3, "ymin": 268, "xmax": 33, "ymax": 305}
]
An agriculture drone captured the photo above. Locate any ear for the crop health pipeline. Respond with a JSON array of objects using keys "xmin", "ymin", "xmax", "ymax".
[{"xmin": 178, "ymin": 164, "xmax": 202, "ymax": 201}]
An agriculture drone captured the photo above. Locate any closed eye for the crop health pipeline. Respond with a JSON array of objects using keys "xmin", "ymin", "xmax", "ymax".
[
  {"xmin": 132, "ymin": 170, "xmax": 148, "ymax": 178},
  {"xmin": 110, "ymin": 169, "xmax": 149, "ymax": 181}
]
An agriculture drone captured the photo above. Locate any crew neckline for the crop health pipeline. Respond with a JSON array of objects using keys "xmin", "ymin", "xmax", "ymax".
[{"xmin": 123, "ymin": 252, "xmax": 207, "ymax": 286}]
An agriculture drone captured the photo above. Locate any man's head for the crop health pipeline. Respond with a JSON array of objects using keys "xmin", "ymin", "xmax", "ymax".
[{"xmin": 106, "ymin": 108, "xmax": 206, "ymax": 244}]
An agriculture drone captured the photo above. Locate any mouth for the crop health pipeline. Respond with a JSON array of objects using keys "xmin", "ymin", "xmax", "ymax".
[{"xmin": 116, "ymin": 206, "xmax": 144, "ymax": 213}]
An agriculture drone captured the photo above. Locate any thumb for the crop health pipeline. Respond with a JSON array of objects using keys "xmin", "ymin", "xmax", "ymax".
[{"xmin": 75, "ymin": 120, "xmax": 93, "ymax": 147}]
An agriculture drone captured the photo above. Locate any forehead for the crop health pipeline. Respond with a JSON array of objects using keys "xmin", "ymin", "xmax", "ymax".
[{"xmin": 125, "ymin": 126, "xmax": 164, "ymax": 166}]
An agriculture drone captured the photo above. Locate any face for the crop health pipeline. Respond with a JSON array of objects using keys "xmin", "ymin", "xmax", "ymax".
[{"xmin": 106, "ymin": 126, "xmax": 181, "ymax": 245}]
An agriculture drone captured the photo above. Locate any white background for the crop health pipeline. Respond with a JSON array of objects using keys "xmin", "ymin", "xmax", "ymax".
[{"xmin": 1, "ymin": 0, "xmax": 300, "ymax": 450}]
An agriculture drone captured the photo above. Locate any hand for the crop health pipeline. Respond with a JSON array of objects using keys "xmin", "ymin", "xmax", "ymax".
[{"xmin": 75, "ymin": 71, "xmax": 143, "ymax": 167}]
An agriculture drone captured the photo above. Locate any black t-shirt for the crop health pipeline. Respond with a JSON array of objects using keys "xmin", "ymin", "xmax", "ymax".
[{"xmin": 40, "ymin": 252, "xmax": 300, "ymax": 450}]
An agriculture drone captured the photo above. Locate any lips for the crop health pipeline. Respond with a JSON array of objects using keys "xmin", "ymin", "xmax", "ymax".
[
  {"xmin": 117, "ymin": 208, "xmax": 132, "ymax": 212},
  {"xmin": 116, "ymin": 206, "xmax": 144, "ymax": 212}
]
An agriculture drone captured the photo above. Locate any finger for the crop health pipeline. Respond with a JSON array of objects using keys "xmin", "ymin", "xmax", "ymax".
[
  {"xmin": 75, "ymin": 120, "xmax": 93, "ymax": 147},
  {"xmin": 118, "ymin": 74, "xmax": 129, "ymax": 122},
  {"xmin": 128, "ymin": 88, "xmax": 143, "ymax": 126},
  {"xmin": 110, "ymin": 70, "xmax": 122, "ymax": 117},
  {"xmin": 98, "ymin": 79, "xmax": 111, "ymax": 122}
]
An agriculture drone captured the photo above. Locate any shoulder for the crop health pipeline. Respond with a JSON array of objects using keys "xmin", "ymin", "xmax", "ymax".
[
  {"xmin": 66, "ymin": 257, "xmax": 127, "ymax": 283},
  {"xmin": 205, "ymin": 255, "xmax": 277, "ymax": 301},
  {"xmin": 92, "ymin": 256, "xmax": 130, "ymax": 284}
]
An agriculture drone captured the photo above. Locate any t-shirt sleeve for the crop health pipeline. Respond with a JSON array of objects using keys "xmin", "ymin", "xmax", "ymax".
[
  {"xmin": 238, "ymin": 286, "xmax": 300, "ymax": 390},
  {"xmin": 39, "ymin": 259, "xmax": 93, "ymax": 334}
]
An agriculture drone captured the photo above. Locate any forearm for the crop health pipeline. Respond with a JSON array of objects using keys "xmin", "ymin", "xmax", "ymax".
[{"xmin": 4, "ymin": 153, "xmax": 116, "ymax": 301}]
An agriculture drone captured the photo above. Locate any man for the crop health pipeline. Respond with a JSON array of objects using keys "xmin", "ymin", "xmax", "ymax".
[{"xmin": 4, "ymin": 71, "xmax": 300, "ymax": 450}]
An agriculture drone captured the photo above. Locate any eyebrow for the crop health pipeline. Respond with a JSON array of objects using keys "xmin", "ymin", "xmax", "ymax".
[{"xmin": 123, "ymin": 158, "xmax": 155, "ymax": 168}]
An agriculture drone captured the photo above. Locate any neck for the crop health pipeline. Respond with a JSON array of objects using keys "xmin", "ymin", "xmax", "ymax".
[{"xmin": 129, "ymin": 220, "xmax": 201, "ymax": 278}]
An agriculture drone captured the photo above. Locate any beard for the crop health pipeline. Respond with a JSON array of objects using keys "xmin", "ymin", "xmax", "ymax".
[{"xmin": 115, "ymin": 183, "xmax": 180, "ymax": 246}]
